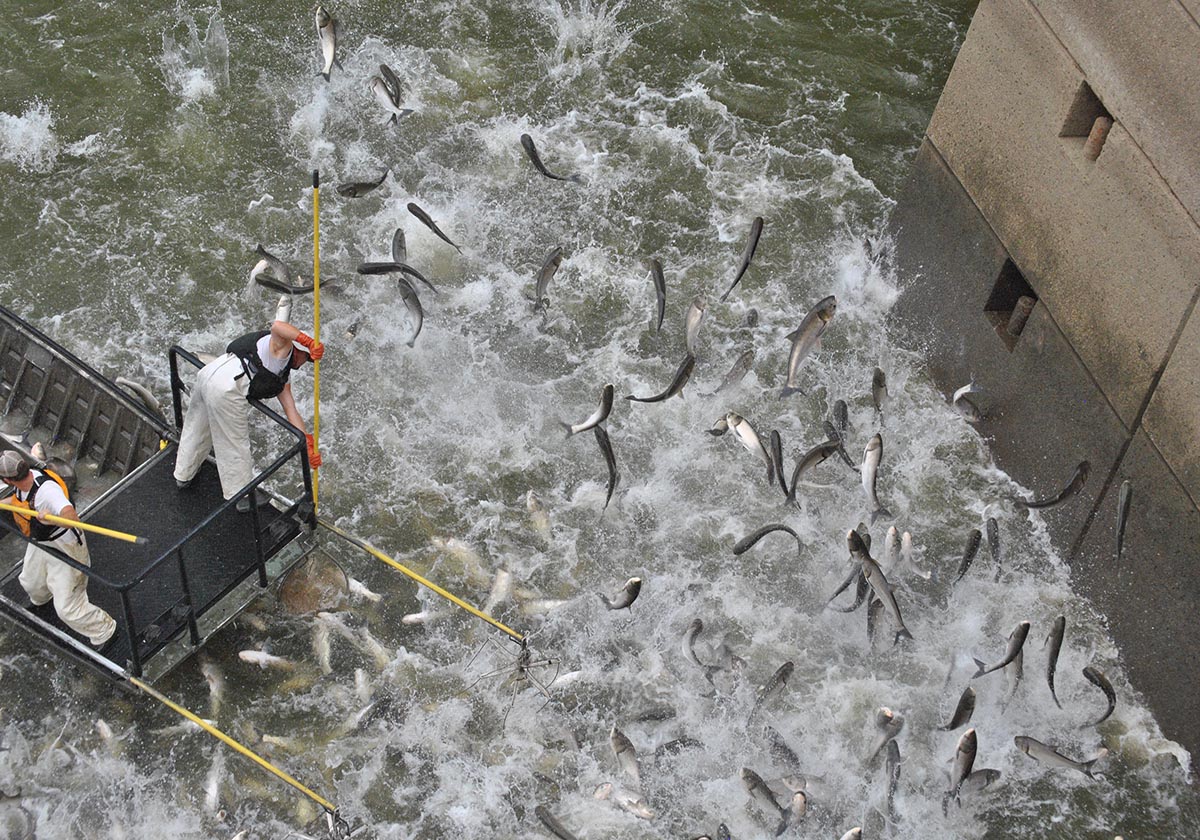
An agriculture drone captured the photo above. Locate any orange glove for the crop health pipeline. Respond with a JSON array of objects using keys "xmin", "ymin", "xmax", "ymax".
[
  {"xmin": 306, "ymin": 433, "xmax": 322, "ymax": 468},
  {"xmin": 295, "ymin": 332, "xmax": 325, "ymax": 361}
]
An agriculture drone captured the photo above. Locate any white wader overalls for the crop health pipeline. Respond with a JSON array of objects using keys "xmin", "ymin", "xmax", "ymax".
[{"xmin": 15, "ymin": 471, "xmax": 116, "ymax": 646}]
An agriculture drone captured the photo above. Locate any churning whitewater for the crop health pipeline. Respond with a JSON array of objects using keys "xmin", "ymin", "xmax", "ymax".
[{"xmin": 0, "ymin": 1, "xmax": 1196, "ymax": 838}]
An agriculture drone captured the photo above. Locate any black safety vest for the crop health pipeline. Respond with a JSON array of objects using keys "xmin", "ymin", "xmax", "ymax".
[
  {"xmin": 227, "ymin": 330, "xmax": 292, "ymax": 400},
  {"xmin": 13, "ymin": 469, "xmax": 79, "ymax": 543}
]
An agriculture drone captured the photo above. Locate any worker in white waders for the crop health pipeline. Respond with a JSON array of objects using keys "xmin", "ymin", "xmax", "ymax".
[
  {"xmin": 0, "ymin": 450, "xmax": 117, "ymax": 650},
  {"xmin": 173, "ymin": 314, "xmax": 324, "ymax": 511}
]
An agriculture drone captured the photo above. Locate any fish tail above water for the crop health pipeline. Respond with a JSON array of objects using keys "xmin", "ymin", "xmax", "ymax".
[
  {"xmin": 779, "ymin": 385, "xmax": 806, "ymax": 399},
  {"xmin": 893, "ymin": 627, "xmax": 914, "ymax": 645}
]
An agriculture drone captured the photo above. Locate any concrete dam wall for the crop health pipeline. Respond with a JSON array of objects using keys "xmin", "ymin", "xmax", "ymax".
[{"xmin": 888, "ymin": 0, "xmax": 1200, "ymax": 761}]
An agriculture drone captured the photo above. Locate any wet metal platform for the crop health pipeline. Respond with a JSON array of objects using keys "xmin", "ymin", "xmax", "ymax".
[{"xmin": 0, "ymin": 305, "xmax": 316, "ymax": 682}]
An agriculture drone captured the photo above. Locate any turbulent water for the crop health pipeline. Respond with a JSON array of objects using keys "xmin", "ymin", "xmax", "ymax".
[{"xmin": 1, "ymin": 1, "xmax": 1197, "ymax": 838}]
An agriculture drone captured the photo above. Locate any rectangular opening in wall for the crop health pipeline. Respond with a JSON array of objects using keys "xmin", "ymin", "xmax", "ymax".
[
  {"xmin": 1060, "ymin": 81, "xmax": 1114, "ymax": 162},
  {"xmin": 984, "ymin": 259, "xmax": 1038, "ymax": 352}
]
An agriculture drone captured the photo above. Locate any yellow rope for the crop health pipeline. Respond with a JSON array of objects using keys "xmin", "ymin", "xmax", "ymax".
[
  {"xmin": 318, "ymin": 518, "xmax": 525, "ymax": 644},
  {"xmin": 0, "ymin": 502, "xmax": 147, "ymax": 545},
  {"xmin": 311, "ymin": 170, "xmax": 321, "ymax": 511},
  {"xmin": 128, "ymin": 676, "xmax": 337, "ymax": 813}
]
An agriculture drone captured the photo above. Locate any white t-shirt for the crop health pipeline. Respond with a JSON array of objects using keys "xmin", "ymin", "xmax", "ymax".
[
  {"xmin": 18, "ymin": 472, "xmax": 78, "ymax": 545},
  {"xmin": 255, "ymin": 334, "xmax": 290, "ymax": 375}
]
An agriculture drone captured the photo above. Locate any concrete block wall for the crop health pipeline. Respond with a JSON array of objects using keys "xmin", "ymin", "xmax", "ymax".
[{"xmin": 889, "ymin": 0, "xmax": 1200, "ymax": 760}]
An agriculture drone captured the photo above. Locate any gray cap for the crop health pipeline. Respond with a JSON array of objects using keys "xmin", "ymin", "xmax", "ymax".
[{"xmin": 0, "ymin": 450, "xmax": 28, "ymax": 479}]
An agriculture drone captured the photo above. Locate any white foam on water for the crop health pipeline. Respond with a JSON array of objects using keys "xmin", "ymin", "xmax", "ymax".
[{"xmin": 0, "ymin": 101, "xmax": 59, "ymax": 172}]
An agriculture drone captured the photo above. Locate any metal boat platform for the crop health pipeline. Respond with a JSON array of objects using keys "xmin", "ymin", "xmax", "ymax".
[{"xmin": 0, "ymin": 304, "xmax": 317, "ymax": 682}]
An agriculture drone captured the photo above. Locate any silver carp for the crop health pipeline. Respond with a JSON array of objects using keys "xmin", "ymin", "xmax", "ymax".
[
  {"xmin": 1012, "ymin": 461, "xmax": 1090, "ymax": 510},
  {"xmin": 563, "ymin": 383, "xmax": 614, "ymax": 436},
  {"xmin": 748, "ymin": 661, "xmax": 794, "ymax": 724},
  {"xmin": 732, "ymin": 523, "xmax": 800, "ymax": 556},
  {"xmin": 1081, "ymin": 666, "xmax": 1116, "ymax": 727},
  {"xmin": 626, "ymin": 353, "xmax": 695, "ymax": 403},
  {"xmin": 938, "ymin": 686, "xmax": 976, "ymax": 731},
  {"xmin": 1115, "ymin": 479, "xmax": 1132, "ymax": 562},
  {"xmin": 861, "ymin": 433, "xmax": 891, "ymax": 524},
  {"xmin": 943, "ymin": 728, "xmax": 977, "ymax": 813},
  {"xmin": 593, "ymin": 425, "xmax": 619, "ymax": 509},
  {"xmin": 1045, "ymin": 615, "xmax": 1066, "ymax": 709},
  {"xmin": 871, "ymin": 367, "xmax": 888, "ymax": 417},
  {"xmin": 685, "ymin": 296, "xmax": 707, "ymax": 355},
  {"xmin": 336, "ymin": 169, "xmax": 389, "ymax": 198},
  {"xmin": 599, "ymin": 577, "xmax": 641, "ymax": 610},
  {"xmin": 1014, "ymin": 736, "xmax": 1106, "ymax": 778},
  {"xmin": 719, "ymin": 215, "xmax": 764, "ymax": 302},
  {"xmin": 786, "ymin": 440, "xmax": 839, "ymax": 506},
  {"xmin": 520, "ymin": 133, "xmax": 582, "ymax": 183},
  {"xmin": 954, "ymin": 528, "xmax": 983, "ymax": 582},
  {"xmin": 610, "ymin": 725, "xmax": 641, "ymax": 787},
  {"xmin": 407, "ymin": 201, "xmax": 463, "ymax": 253},
  {"xmin": 708, "ymin": 349, "xmax": 755, "ymax": 396},
  {"xmin": 315, "ymin": 5, "xmax": 341, "ymax": 81},
  {"xmin": 972, "ymin": 620, "xmax": 1031, "ymax": 678},
  {"xmin": 780, "ymin": 295, "xmax": 836, "ymax": 397},
  {"xmin": 646, "ymin": 258, "xmax": 666, "ymax": 331},
  {"xmin": 533, "ymin": 245, "xmax": 563, "ymax": 312}
]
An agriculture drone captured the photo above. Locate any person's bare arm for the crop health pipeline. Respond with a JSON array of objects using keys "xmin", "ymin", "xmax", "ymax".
[{"xmin": 276, "ymin": 382, "xmax": 308, "ymax": 434}]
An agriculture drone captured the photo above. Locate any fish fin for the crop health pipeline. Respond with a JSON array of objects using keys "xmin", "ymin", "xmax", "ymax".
[
  {"xmin": 779, "ymin": 386, "xmax": 805, "ymax": 399},
  {"xmin": 972, "ymin": 658, "xmax": 988, "ymax": 678},
  {"xmin": 774, "ymin": 814, "xmax": 790, "ymax": 837},
  {"xmin": 598, "ymin": 593, "xmax": 612, "ymax": 609},
  {"xmin": 320, "ymin": 71, "xmax": 330, "ymax": 82},
  {"xmin": 387, "ymin": 113, "xmax": 397, "ymax": 126},
  {"xmin": 893, "ymin": 628, "xmax": 914, "ymax": 645},
  {"xmin": 561, "ymin": 422, "xmax": 575, "ymax": 438},
  {"xmin": 784, "ymin": 328, "xmax": 800, "ymax": 342},
  {"xmin": 334, "ymin": 58, "xmax": 344, "ymax": 70},
  {"xmin": 569, "ymin": 174, "xmax": 584, "ymax": 184},
  {"xmin": 870, "ymin": 507, "xmax": 891, "ymax": 525}
]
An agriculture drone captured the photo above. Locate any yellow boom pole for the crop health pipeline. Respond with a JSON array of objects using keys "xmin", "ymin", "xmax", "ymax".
[
  {"xmin": 311, "ymin": 169, "xmax": 321, "ymax": 511},
  {"xmin": 0, "ymin": 502, "xmax": 147, "ymax": 545}
]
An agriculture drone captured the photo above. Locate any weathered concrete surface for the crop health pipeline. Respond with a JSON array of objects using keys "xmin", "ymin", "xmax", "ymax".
[
  {"xmin": 1032, "ymin": 0, "xmax": 1200, "ymax": 227},
  {"xmin": 890, "ymin": 139, "xmax": 1125, "ymax": 559},
  {"xmin": 1073, "ymin": 430, "xmax": 1200, "ymax": 762},
  {"xmin": 1142, "ymin": 299, "xmax": 1200, "ymax": 509},
  {"xmin": 927, "ymin": 0, "xmax": 1200, "ymax": 428},
  {"xmin": 889, "ymin": 0, "xmax": 1200, "ymax": 766}
]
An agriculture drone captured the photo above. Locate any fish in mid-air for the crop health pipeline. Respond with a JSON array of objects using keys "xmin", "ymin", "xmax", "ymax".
[
  {"xmin": 1011, "ymin": 461, "xmax": 1090, "ymax": 510},
  {"xmin": 563, "ymin": 384, "xmax": 614, "ymax": 436},
  {"xmin": 370, "ymin": 64, "xmax": 414, "ymax": 125},
  {"xmin": 532, "ymin": 246, "xmax": 563, "ymax": 312},
  {"xmin": 315, "ymin": 5, "xmax": 342, "ymax": 81},
  {"xmin": 626, "ymin": 354, "xmax": 695, "ymax": 403},
  {"xmin": 336, "ymin": 170, "xmax": 389, "ymax": 198},
  {"xmin": 646, "ymin": 258, "xmax": 666, "ymax": 331},
  {"xmin": 781, "ymin": 295, "xmax": 837, "ymax": 397},
  {"xmin": 407, "ymin": 202, "xmax": 463, "ymax": 253},
  {"xmin": 520, "ymin": 133, "xmax": 582, "ymax": 183},
  {"xmin": 593, "ymin": 425, "xmax": 619, "ymax": 509},
  {"xmin": 600, "ymin": 577, "xmax": 642, "ymax": 610},
  {"xmin": 719, "ymin": 215, "xmax": 764, "ymax": 302},
  {"xmin": 861, "ymin": 433, "xmax": 891, "ymax": 523}
]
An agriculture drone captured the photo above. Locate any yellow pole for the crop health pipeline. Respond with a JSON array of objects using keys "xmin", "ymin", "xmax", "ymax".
[
  {"xmin": 311, "ymin": 169, "xmax": 321, "ymax": 511},
  {"xmin": 317, "ymin": 517, "xmax": 526, "ymax": 644},
  {"xmin": 0, "ymin": 502, "xmax": 147, "ymax": 545},
  {"xmin": 128, "ymin": 677, "xmax": 338, "ymax": 814}
]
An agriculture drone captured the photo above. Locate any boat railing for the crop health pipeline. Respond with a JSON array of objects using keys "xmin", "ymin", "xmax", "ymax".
[{"xmin": 0, "ymin": 345, "xmax": 316, "ymax": 677}]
